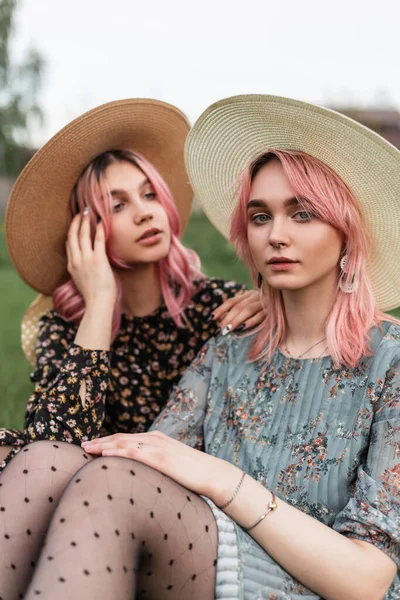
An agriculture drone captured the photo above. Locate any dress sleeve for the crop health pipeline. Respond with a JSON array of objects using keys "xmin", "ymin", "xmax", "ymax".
[
  {"xmin": 333, "ymin": 357, "xmax": 400, "ymax": 568},
  {"xmin": 24, "ymin": 311, "xmax": 111, "ymax": 444},
  {"xmin": 150, "ymin": 338, "xmax": 216, "ymax": 450}
]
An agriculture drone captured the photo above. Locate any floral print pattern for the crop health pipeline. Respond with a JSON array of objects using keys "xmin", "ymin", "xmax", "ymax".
[
  {"xmin": 0, "ymin": 278, "xmax": 245, "ymax": 470},
  {"xmin": 152, "ymin": 321, "xmax": 400, "ymax": 599}
]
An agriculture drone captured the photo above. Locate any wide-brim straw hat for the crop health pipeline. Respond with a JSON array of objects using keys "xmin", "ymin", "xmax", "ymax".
[
  {"xmin": 185, "ymin": 94, "xmax": 400, "ymax": 312},
  {"xmin": 6, "ymin": 98, "xmax": 193, "ymax": 297}
]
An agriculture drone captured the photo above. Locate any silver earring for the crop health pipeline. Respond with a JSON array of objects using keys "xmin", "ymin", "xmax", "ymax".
[{"xmin": 339, "ymin": 254, "xmax": 358, "ymax": 293}]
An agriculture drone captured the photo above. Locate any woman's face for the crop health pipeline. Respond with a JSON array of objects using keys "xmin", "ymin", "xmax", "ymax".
[
  {"xmin": 247, "ymin": 159, "xmax": 344, "ymax": 293},
  {"xmin": 105, "ymin": 160, "xmax": 171, "ymax": 265}
]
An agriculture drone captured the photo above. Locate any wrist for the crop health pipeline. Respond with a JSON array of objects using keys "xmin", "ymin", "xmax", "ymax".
[
  {"xmin": 207, "ymin": 459, "xmax": 244, "ymax": 506},
  {"xmin": 84, "ymin": 295, "xmax": 116, "ymax": 315}
]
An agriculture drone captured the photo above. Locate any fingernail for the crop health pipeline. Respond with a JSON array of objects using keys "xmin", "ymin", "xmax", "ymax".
[
  {"xmin": 205, "ymin": 313, "xmax": 215, "ymax": 323},
  {"xmin": 214, "ymin": 327, "xmax": 221, "ymax": 336},
  {"xmin": 83, "ymin": 206, "xmax": 89, "ymax": 216},
  {"xmin": 222, "ymin": 324, "xmax": 233, "ymax": 336},
  {"xmin": 235, "ymin": 324, "xmax": 246, "ymax": 332}
]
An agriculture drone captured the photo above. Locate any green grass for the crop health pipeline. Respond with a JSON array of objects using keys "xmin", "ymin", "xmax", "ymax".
[{"xmin": 0, "ymin": 213, "xmax": 399, "ymax": 430}]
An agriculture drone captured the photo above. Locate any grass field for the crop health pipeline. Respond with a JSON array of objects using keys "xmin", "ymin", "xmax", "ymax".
[{"xmin": 0, "ymin": 215, "xmax": 398, "ymax": 430}]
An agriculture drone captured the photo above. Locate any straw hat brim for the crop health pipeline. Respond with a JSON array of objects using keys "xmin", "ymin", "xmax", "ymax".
[
  {"xmin": 6, "ymin": 98, "xmax": 193, "ymax": 296},
  {"xmin": 22, "ymin": 295, "xmax": 54, "ymax": 366},
  {"xmin": 184, "ymin": 94, "xmax": 400, "ymax": 311}
]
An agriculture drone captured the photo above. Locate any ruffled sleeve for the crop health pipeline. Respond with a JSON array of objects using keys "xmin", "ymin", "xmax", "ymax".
[
  {"xmin": 333, "ymin": 357, "xmax": 400, "ymax": 568},
  {"xmin": 150, "ymin": 338, "xmax": 216, "ymax": 450},
  {"xmin": 24, "ymin": 311, "xmax": 111, "ymax": 444}
]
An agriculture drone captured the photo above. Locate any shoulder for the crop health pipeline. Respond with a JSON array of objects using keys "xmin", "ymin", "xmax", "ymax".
[
  {"xmin": 38, "ymin": 309, "xmax": 77, "ymax": 339},
  {"xmin": 371, "ymin": 321, "xmax": 400, "ymax": 367},
  {"xmin": 191, "ymin": 277, "xmax": 247, "ymax": 306},
  {"xmin": 212, "ymin": 328, "xmax": 255, "ymax": 365}
]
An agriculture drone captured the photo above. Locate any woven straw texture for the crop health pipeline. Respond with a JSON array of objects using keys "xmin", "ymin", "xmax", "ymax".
[
  {"xmin": 21, "ymin": 295, "xmax": 53, "ymax": 366},
  {"xmin": 185, "ymin": 94, "xmax": 400, "ymax": 311},
  {"xmin": 6, "ymin": 98, "xmax": 192, "ymax": 296}
]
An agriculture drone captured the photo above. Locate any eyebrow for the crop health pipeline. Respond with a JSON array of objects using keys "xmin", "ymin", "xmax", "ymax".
[
  {"xmin": 110, "ymin": 178, "xmax": 151, "ymax": 197},
  {"xmin": 247, "ymin": 197, "xmax": 300, "ymax": 210}
]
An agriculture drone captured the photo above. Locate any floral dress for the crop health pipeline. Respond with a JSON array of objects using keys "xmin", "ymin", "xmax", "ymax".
[
  {"xmin": 0, "ymin": 278, "xmax": 245, "ymax": 471},
  {"xmin": 151, "ymin": 321, "xmax": 400, "ymax": 599}
]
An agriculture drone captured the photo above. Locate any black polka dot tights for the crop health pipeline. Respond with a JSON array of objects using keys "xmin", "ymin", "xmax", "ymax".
[{"xmin": 0, "ymin": 441, "xmax": 217, "ymax": 599}]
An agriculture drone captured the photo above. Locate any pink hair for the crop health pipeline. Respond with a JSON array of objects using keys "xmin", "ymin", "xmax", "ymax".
[
  {"xmin": 231, "ymin": 149, "xmax": 399, "ymax": 368},
  {"xmin": 53, "ymin": 150, "xmax": 204, "ymax": 339}
]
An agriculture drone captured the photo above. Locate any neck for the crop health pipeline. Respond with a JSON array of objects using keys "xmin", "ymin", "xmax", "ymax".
[
  {"xmin": 281, "ymin": 273, "xmax": 337, "ymax": 350},
  {"xmin": 118, "ymin": 263, "xmax": 162, "ymax": 317}
]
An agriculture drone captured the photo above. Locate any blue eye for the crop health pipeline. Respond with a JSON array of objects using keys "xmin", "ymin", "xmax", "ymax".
[
  {"xmin": 251, "ymin": 213, "xmax": 270, "ymax": 224},
  {"xmin": 112, "ymin": 202, "xmax": 124, "ymax": 212},
  {"xmin": 294, "ymin": 210, "xmax": 313, "ymax": 222},
  {"xmin": 144, "ymin": 192, "xmax": 156, "ymax": 200}
]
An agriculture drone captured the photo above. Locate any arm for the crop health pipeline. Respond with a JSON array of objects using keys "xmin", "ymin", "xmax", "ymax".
[
  {"xmin": 25, "ymin": 208, "xmax": 118, "ymax": 443},
  {"xmin": 24, "ymin": 311, "xmax": 112, "ymax": 444},
  {"xmin": 209, "ymin": 359, "xmax": 400, "ymax": 600},
  {"xmin": 149, "ymin": 339, "xmax": 215, "ymax": 448}
]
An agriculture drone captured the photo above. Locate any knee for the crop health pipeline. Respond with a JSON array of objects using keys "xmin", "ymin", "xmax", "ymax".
[
  {"xmin": 4, "ymin": 440, "xmax": 93, "ymax": 475},
  {"xmin": 70, "ymin": 456, "xmax": 160, "ymax": 499}
]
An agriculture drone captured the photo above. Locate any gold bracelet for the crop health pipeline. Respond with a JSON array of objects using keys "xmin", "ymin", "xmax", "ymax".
[
  {"xmin": 219, "ymin": 470, "xmax": 246, "ymax": 510},
  {"xmin": 243, "ymin": 491, "xmax": 278, "ymax": 532}
]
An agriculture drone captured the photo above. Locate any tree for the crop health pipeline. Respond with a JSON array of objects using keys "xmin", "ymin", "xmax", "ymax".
[{"xmin": 0, "ymin": 0, "xmax": 45, "ymax": 175}]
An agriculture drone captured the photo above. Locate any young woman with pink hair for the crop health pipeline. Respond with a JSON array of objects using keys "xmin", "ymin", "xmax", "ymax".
[
  {"xmin": 3, "ymin": 95, "xmax": 400, "ymax": 599},
  {"xmin": 0, "ymin": 99, "xmax": 263, "ymax": 598}
]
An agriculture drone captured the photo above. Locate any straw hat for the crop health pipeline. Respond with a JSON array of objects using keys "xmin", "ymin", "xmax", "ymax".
[
  {"xmin": 6, "ymin": 98, "xmax": 193, "ymax": 297},
  {"xmin": 22, "ymin": 295, "xmax": 54, "ymax": 366},
  {"xmin": 185, "ymin": 94, "xmax": 400, "ymax": 311}
]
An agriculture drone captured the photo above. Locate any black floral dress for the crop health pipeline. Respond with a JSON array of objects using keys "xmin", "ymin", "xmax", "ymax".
[{"xmin": 0, "ymin": 278, "xmax": 245, "ymax": 471}]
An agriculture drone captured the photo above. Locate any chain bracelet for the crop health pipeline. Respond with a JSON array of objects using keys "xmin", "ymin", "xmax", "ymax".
[{"xmin": 219, "ymin": 470, "xmax": 246, "ymax": 510}]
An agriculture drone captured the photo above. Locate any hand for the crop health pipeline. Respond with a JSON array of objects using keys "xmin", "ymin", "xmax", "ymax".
[
  {"xmin": 82, "ymin": 431, "xmax": 241, "ymax": 504},
  {"xmin": 212, "ymin": 290, "xmax": 266, "ymax": 334},
  {"xmin": 66, "ymin": 210, "xmax": 117, "ymax": 306}
]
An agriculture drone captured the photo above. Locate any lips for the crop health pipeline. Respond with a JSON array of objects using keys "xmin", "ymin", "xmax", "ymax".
[
  {"xmin": 137, "ymin": 228, "xmax": 161, "ymax": 242},
  {"xmin": 267, "ymin": 257, "xmax": 297, "ymax": 264}
]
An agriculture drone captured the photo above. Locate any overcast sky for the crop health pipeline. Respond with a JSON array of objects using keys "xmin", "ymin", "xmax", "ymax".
[{"xmin": 12, "ymin": 0, "xmax": 400, "ymax": 145}]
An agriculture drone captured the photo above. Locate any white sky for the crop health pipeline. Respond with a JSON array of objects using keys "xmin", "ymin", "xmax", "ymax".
[{"xmin": 12, "ymin": 0, "xmax": 400, "ymax": 145}]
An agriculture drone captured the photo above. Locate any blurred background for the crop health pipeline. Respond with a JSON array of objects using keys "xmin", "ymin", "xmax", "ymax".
[{"xmin": 1, "ymin": 0, "xmax": 400, "ymax": 428}]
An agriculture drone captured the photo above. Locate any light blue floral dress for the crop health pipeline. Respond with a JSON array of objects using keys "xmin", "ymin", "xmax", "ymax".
[{"xmin": 152, "ymin": 321, "xmax": 400, "ymax": 599}]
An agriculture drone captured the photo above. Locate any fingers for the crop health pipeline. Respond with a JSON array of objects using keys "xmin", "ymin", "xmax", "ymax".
[
  {"xmin": 219, "ymin": 299, "xmax": 266, "ymax": 333},
  {"xmin": 102, "ymin": 448, "xmax": 134, "ymax": 458},
  {"xmin": 94, "ymin": 220, "xmax": 107, "ymax": 257},
  {"xmin": 235, "ymin": 310, "xmax": 265, "ymax": 332},
  {"xmin": 66, "ymin": 213, "xmax": 83, "ymax": 268},
  {"xmin": 82, "ymin": 431, "xmax": 164, "ymax": 454},
  {"xmin": 78, "ymin": 207, "xmax": 93, "ymax": 256},
  {"xmin": 212, "ymin": 289, "xmax": 252, "ymax": 321}
]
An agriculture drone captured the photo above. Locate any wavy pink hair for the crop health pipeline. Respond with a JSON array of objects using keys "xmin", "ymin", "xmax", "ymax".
[
  {"xmin": 53, "ymin": 150, "xmax": 204, "ymax": 339},
  {"xmin": 231, "ymin": 149, "xmax": 399, "ymax": 368}
]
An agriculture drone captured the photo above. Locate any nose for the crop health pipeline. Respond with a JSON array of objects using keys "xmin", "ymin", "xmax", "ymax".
[
  {"xmin": 268, "ymin": 216, "xmax": 290, "ymax": 249},
  {"xmin": 133, "ymin": 202, "xmax": 153, "ymax": 225}
]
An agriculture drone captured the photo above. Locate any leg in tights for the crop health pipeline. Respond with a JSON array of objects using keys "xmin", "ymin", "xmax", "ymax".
[
  {"xmin": 0, "ymin": 446, "xmax": 14, "ymax": 466},
  {"xmin": 0, "ymin": 440, "xmax": 93, "ymax": 600},
  {"xmin": 25, "ymin": 457, "xmax": 218, "ymax": 600}
]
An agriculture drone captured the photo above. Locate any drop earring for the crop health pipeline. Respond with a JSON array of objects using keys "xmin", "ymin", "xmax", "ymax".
[{"xmin": 339, "ymin": 254, "xmax": 358, "ymax": 293}]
